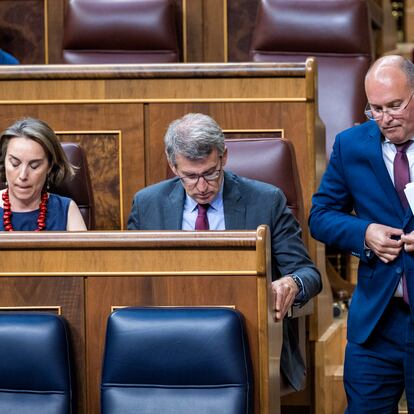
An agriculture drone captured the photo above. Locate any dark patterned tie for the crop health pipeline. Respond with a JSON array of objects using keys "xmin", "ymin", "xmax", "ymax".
[
  {"xmin": 195, "ymin": 204, "xmax": 209, "ymax": 230},
  {"xmin": 394, "ymin": 140, "xmax": 412, "ymax": 303},
  {"xmin": 394, "ymin": 141, "xmax": 412, "ymax": 210}
]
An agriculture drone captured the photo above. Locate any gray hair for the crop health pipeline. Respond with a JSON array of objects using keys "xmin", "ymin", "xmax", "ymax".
[
  {"xmin": 0, "ymin": 117, "xmax": 75, "ymax": 186},
  {"xmin": 164, "ymin": 113, "xmax": 225, "ymax": 166},
  {"xmin": 400, "ymin": 58, "xmax": 414, "ymax": 89}
]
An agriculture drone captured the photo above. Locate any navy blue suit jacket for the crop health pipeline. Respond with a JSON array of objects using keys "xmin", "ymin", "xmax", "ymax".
[
  {"xmin": 310, "ymin": 120, "xmax": 414, "ymax": 344},
  {"xmin": 128, "ymin": 170, "xmax": 321, "ymax": 390}
]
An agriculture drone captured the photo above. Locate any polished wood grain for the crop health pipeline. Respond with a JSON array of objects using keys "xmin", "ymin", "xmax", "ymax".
[
  {"xmin": 315, "ymin": 315, "xmax": 347, "ymax": 414},
  {"xmin": 58, "ymin": 133, "xmax": 121, "ymax": 229},
  {"xmin": 0, "ymin": 227, "xmax": 281, "ymax": 414}
]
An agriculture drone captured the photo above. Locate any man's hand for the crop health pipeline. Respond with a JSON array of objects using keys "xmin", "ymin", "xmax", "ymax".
[
  {"xmin": 365, "ymin": 223, "xmax": 403, "ymax": 263},
  {"xmin": 401, "ymin": 230, "xmax": 414, "ymax": 252},
  {"xmin": 271, "ymin": 276, "xmax": 299, "ymax": 322}
]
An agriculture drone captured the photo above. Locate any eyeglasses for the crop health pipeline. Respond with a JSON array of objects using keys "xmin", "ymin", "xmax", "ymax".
[
  {"xmin": 177, "ymin": 159, "xmax": 222, "ymax": 188},
  {"xmin": 365, "ymin": 92, "xmax": 414, "ymax": 120}
]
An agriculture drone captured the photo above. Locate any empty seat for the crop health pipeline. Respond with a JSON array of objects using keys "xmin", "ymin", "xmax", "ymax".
[
  {"xmin": 62, "ymin": 0, "xmax": 180, "ymax": 64},
  {"xmin": 250, "ymin": 0, "xmax": 373, "ymax": 157},
  {"xmin": 101, "ymin": 307, "xmax": 253, "ymax": 414},
  {"xmin": 0, "ymin": 313, "xmax": 73, "ymax": 414}
]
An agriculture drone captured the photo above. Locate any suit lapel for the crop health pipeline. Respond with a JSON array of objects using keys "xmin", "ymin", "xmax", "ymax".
[
  {"xmin": 165, "ymin": 180, "xmax": 185, "ymax": 230},
  {"xmin": 366, "ymin": 125, "xmax": 406, "ymax": 217},
  {"xmin": 223, "ymin": 172, "xmax": 246, "ymax": 230}
]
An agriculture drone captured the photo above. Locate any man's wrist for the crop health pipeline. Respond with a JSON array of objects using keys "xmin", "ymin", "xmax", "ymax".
[
  {"xmin": 364, "ymin": 241, "xmax": 374, "ymax": 259},
  {"xmin": 288, "ymin": 274, "xmax": 303, "ymax": 295}
]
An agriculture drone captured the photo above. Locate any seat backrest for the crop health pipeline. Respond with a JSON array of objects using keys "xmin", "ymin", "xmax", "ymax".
[
  {"xmin": 225, "ymin": 137, "xmax": 304, "ymax": 227},
  {"xmin": 62, "ymin": 0, "xmax": 180, "ymax": 64},
  {"xmin": 101, "ymin": 307, "xmax": 253, "ymax": 414},
  {"xmin": 0, "ymin": 313, "xmax": 72, "ymax": 414},
  {"xmin": 249, "ymin": 0, "xmax": 373, "ymax": 157},
  {"xmin": 50, "ymin": 142, "xmax": 95, "ymax": 229}
]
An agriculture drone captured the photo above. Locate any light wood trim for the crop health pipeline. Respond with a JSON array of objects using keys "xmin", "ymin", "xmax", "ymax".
[
  {"xmin": 0, "ymin": 229, "xmax": 259, "ymax": 249},
  {"xmin": 0, "ymin": 271, "xmax": 257, "ymax": 277},
  {"xmin": 0, "ymin": 62, "xmax": 308, "ymax": 80},
  {"xmin": 0, "ymin": 98, "xmax": 307, "ymax": 105},
  {"xmin": 0, "ymin": 305, "xmax": 62, "ymax": 315},
  {"xmin": 223, "ymin": 128, "xmax": 284, "ymax": 137},
  {"xmin": 182, "ymin": 0, "xmax": 188, "ymax": 62},
  {"xmin": 111, "ymin": 304, "xmax": 237, "ymax": 312},
  {"xmin": 44, "ymin": 0, "xmax": 49, "ymax": 64},
  {"xmin": 223, "ymin": 0, "xmax": 228, "ymax": 62}
]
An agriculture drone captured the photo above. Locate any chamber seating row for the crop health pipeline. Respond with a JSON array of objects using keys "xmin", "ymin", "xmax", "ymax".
[{"xmin": 0, "ymin": 307, "xmax": 252, "ymax": 414}]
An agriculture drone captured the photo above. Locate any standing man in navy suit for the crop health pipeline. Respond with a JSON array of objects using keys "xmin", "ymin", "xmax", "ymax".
[
  {"xmin": 128, "ymin": 112, "xmax": 321, "ymax": 391},
  {"xmin": 310, "ymin": 55, "xmax": 414, "ymax": 412}
]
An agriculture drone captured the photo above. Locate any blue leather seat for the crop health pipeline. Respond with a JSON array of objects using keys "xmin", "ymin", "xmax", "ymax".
[
  {"xmin": 0, "ymin": 313, "xmax": 72, "ymax": 414},
  {"xmin": 101, "ymin": 307, "xmax": 253, "ymax": 414}
]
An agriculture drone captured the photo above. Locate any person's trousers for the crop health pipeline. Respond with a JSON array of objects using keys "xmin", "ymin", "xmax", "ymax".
[{"xmin": 344, "ymin": 298, "xmax": 414, "ymax": 413}]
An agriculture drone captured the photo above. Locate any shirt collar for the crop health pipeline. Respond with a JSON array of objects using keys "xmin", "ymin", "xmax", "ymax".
[
  {"xmin": 383, "ymin": 137, "xmax": 414, "ymax": 144},
  {"xmin": 184, "ymin": 180, "xmax": 224, "ymax": 212}
]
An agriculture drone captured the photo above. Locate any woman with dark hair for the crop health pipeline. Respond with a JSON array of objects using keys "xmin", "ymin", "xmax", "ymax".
[{"xmin": 0, "ymin": 117, "xmax": 86, "ymax": 231}]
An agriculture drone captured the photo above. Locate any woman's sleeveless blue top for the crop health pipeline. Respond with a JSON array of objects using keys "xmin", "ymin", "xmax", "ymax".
[{"xmin": 0, "ymin": 193, "xmax": 71, "ymax": 231}]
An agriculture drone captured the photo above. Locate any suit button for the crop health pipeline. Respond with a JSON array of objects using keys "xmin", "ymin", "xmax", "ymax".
[{"xmin": 396, "ymin": 267, "xmax": 403, "ymax": 275}]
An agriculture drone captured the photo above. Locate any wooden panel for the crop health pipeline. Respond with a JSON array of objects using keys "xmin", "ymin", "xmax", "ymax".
[
  {"xmin": 57, "ymin": 132, "xmax": 121, "ymax": 230},
  {"xmin": 315, "ymin": 315, "xmax": 347, "ymax": 414},
  {"xmin": 184, "ymin": 0, "xmax": 204, "ymax": 62},
  {"xmin": 0, "ymin": 276, "xmax": 85, "ymax": 413},
  {"xmin": 228, "ymin": 0, "xmax": 259, "ymax": 62},
  {"xmin": 86, "ymin": 275, "xmax": 261, "ymax": 414},
  {"xmin": 0, "ymin": 228, "xmax": 279, "ymax": 414},
  {"xmin": 203, "ymin": 0, "xmax": 226, "ymax": 62},
  {"xmin": 0, "ymin": 0, "xmax": 45, "ymax": 64},
  {"xmin": 46, "ymin": 0, "xmax": 65, "ymax": 63}
]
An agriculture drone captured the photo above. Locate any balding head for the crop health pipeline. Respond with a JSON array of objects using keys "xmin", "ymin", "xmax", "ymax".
[
  {"xmin": 364, "ymin": 55, "xmax": 414, "ymax": 144},
  {"xmin": 365, "ymin": 55, "xmax": 414, "ymax": 90}
]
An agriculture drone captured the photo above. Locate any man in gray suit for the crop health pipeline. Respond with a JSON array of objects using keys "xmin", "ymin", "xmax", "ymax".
[{"xmin": 127, "ymin": 113, "xmax": 321, "ymax": 390}]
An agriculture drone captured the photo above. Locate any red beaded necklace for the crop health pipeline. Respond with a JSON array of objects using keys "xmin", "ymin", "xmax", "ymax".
[{"xmin": 2, "ymin": 189, "xmax": 48, "ymax": 231}]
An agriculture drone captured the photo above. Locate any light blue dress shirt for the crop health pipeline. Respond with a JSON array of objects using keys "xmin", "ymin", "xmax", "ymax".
[{"xmin": 181, "ymin": 183, "xmax": 225, "ymax": 230}]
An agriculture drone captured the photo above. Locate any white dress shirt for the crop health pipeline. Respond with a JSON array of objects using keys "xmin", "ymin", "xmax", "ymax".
[{"xmin": 382, "ymin": 138, "xmax": 414, "ymax": 296}]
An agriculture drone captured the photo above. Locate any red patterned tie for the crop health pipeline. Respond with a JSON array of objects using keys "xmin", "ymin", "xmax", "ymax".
[
  {"xmin": 195, "ymin": 204, "xmax": 209, "ymax": 230},
  {"xmin": 394, "ymin": 140, "xmax": 412, "ymax": 303}
]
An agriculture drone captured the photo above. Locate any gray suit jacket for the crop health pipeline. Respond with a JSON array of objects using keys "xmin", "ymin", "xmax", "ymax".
[{"xmin": 128, "ymin": 171, "xmax": 322, "ymax": 390}]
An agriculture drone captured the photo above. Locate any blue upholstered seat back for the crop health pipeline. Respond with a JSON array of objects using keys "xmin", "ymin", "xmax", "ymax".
[
  {"xmin": 0, "ymin": 313, "xmax": 72, "ymax": 414},
  {"xmin": 101, "ymin": 307, "xmax": 253, "ymax": 414}
]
